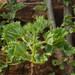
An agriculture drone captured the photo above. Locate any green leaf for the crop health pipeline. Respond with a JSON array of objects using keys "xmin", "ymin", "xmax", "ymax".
[
  {"xmin": 0, "ymin": 63, "xmax": 8, "ymax": 72},
  {"xmin": 0, "ymin": 2, "xmax": 3, "ymax": 7},
  {"xmin": 4, "ymin": 3, "xmax": 13, "ymax": 10},
  {"xmin": 0, "ymin": 21, "xmax": 6, "ymax": 25},
  {"xmin": 64, "ymin": 1, "xmax": 72, "ymax": 6},
  {"xmin": 49, "ymin": 72, "xmax": 55, "ymax": 75},
  {"xmin": 61, "ymin": 57, "xmax": 67, "ymax": 62},
  {"xmin": 69, "ymin": 60, "xmax": 75, "ymax": 66},
  {"xmin": 24, "ymin": 16, "xmax": 52, "ymax": 34},
  {"xmin": 34, "ymin": 53, "xmax": 48, "ymax": 64},
  {"xmin": 33, "ymin": 5, "xmax": 47, "ymax": 11},
  {"xmin": 71, "ymin": 73, "xmax": 75, "ymax": 75},
  {"xmin": 14, "ymin": 41, "xmax": 28, "ymax": 57},
  {"xmin": 69, "ymin": 28, "xmax": 75, "ymax": 33},
  {"xmin": 59, "ymin": 65, "xmax": 64, "ymax": 70},
  {"xmin": 7, "ymin": 12, "xmax": 15, "ymax": 19},
  {"xmin": 64, "ymin": 14, "xmax": 72, "ymax": 20},
  {"xmin": 45, "ymin": 45, "xmax": 55, "ymax": 55},
  {"xmin": 0, "ymin": 12, "xmax": 7, "ymax": 19},
  {"xmin": 52, "ymin": 60, "xmax": 59, "ymax": 66},
  {"xmin": 61, "ymin": 20, "xmax": 73, "ymax": 26},
  {"xmin": 43, "ymin": 27, "xmax": 68, "ymax": 46},
  {"xmin": 14, "ymin": 3, "xmax": 26, "ymax": 11},
  {"xmin": 61, "ymin": 42, "xmax": 75, "ymax": 55},
  {"xmin": 3, "ymin": 41, "xmax": 29, "ymax": 62},
  {"xmin": 2, "ymin": 22, "xmax": 25, "ymax": 41},
  {"xmin": 7, "ymin": 0, "xmax": 17, "ymax": 3}
]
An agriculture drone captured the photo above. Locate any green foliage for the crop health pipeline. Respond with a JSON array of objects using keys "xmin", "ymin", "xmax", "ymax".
[
  {"xmin": 61, "ymin": 57, "xmax": 67, "ymax": 62},
  {"xmin": 7, "ymin": 0, "xmax": 17, "ymax": 3},
  {"xmin": 43, "ymin": 27, "xmax": 75, "ymax": 55},
  {"xmin": 61, "ymin": 14, "xmax": 73, "ymax": 26},
  {"xmin": 0, "ymin": 2, "xmax": 3, "ymax": 7},
  {"xmin": 33, "ymin": 5, "xmax": 46, "ymax": 11},
  {"xmin": 73, "ymin": 5, "xmax": 75, "ymax": 15},
  {"xmin": 13, "ymin": 3, "xmax": 26, "ymax": 11},
  {"xmin": 1, "ymin": 1, "xmax": 25, "ymax": 21},
  {"xmin": 33, "ymin": 0, "xmax": 47, "ymax": 11},
  {"xmin": 69, "ymin": 28, "xmax": 75, "ymax": 33},
  {"xmin": 0, "ymin": 63, "xmax": 8, "ymax": 72},
  {"xmin": 49, "ymin": 72, "xmax": 55, "ymax": 75},
  {"xmin": 71, "ymin": 73, "xmax": 75, "ymax": 75},
  {"xmin": 2, "ymin": 22, "xmax": 25, "ymax": 41},
  {"xmin": 43, "ymin": 27, "xmax": 68, "ymax": 46},
  {"xmin": 58, "ymin": 0, "xmax": 72, "ymax": 6},
  {"xmin": 64, "ymin": 14, "xmax": 72, "ymax": 20},
  {"xmin": 69, "ymin": 60, "xmax": 75, "ymax": 66},
  {"xmin": 60, "ymin": 42, "xmax": 75, "ymax": 55},
  {"xmin": 52, "ymin": 60, "xmax": 59, "ymax": 66},
  {"xmin": 59, "ymin": 65, "xmax": 64, "ymax": 70},
  {"xmin": 2, "ymin": 16, "xmax": 53, "ymax": 65}
]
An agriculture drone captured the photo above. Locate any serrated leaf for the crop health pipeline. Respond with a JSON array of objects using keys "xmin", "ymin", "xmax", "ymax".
[
  {"xmin": 64, "ymin": 1, "xmax": 72, "ymax": 6},
  {"xmin": 49, "ymin": 72, "xmax": 55, "ymax": 75},
  {"xmin": 0, "ymin": 12, "xmax": 7, "ymax": 19},
  {"xmin": 7, "ymin": 12, "xmax": 15, "ymax": 19},
  {"xmin": 43, "ymin": 27, "xmax": 68, "ymax": 46},
  {"xmin": 52, "ymin": 60, "xmax": 59, "ymax": 66},
  {"xmin": 61, "ymin": 20, "xmax": 73, "ymax": 26},
  {"xmin": 24, "ymin": 16, "xmax": 52, "ymax": 34},
  {"xmin": 4, "ymin": 3, "xmax": 13, "ymax": 9},
  {"xmin": 61, "ymin": 42, "xmax": 75, "ymax": 55},
  {"xmin": 69, "ymin": 60, "xmax": 75, "ymax": 66},
  {"xmin": 45, "ymin": 44, "xmax": 55, "ymax": 55},
  {"xmin": 34, "ymin": 53, "xmax": 48, "ymax": 64},
  {"xmin": 14, "ymin": 3, "xmax": 26, "ymax": 11},
  {"xmin": 59, "ymin": 65, "xmax": 64, "ymax": 70},
  {"xmin": 69, "ymin": 28, "xmax": 75, "ymax": 33},
  {"xmin": 14, "ymin": 41, "xmax": 28, "ymax": 57},
  {"xmin": 33, "ymin": 5, "xmax": 46, "ymax": 10},
  {"xmin": 61, "ymin": 57, "xmax": 67, "ymax": 62},
  {"xmin": 2, "ymin": 22, "xmax": 25, "ymax": 41},
  {"xmin": 64, "ymin": 14, "xmax": 72, "ymax": 20},
  {"xmin": 7, "ymin": 0, "xmax": 17, "ymax": 3},
  {"xmin": 3, "ymin": 41, "xmax": 29, "ymax": 62}
]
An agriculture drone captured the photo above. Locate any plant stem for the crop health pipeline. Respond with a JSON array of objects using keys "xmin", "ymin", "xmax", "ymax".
[
  {"xmin": 0, "ymin": 53, "xmax": 7, "ymax": 56},
  {"xmin": 22, "ymin": 37, "xmax": 33, "ymax": 51},
  {"xmin": 31, "ymin": 34, "xmax": 36, "ymax": 75},
  {"xmin": 35, "ymin": 41, "xmax": 46, "ymax": 46}
]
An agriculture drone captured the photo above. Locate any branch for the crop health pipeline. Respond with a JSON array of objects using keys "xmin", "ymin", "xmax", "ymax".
[
  {"xmin": 35, "ymin": 41, "xmax": 46, "ymax": 46},
  {"xmin": 22, "ymin": 37, "xmax": 33, "ymax": 51}
]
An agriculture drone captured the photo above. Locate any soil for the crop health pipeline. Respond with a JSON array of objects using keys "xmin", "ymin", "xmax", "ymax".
[{"xmin": 0, "ymin": 0, "xmax": 75, "ymax": 75}]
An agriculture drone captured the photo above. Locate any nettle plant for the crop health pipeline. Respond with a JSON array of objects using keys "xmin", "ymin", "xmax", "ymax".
[
  {"xmin": 0, "ymin": 16, "xmax": 75, "ymax": 74},
  {"xmin": 0, "ymin": 0, "xmax": 25, "ymax": 47},
  {"xmin": 0, "ymin": 0, "xmax": 25, "ymax": 73},
  {"xmin": 61, "ymin": 13, "xmax": 75, "ymax": 32}
]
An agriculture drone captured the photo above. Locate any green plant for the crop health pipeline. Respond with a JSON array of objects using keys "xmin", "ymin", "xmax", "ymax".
[
  {"xmin": 0, "ymin": 0, "xmax": 25, "ymax": 74},
  {"xmin": 33, "ymin": 0, "xmax": 47, "ymax": 11},
  {"xmin": 61, "ymin": 14, "xmax": 75, "ymax": 33},
  {"xmin": 58, "ymin": 0, "xmax": 72, "ymax": 6},
  {"xmin": 0, "ymin": 0, "xmax": 25, "ymax": 47},
  {"xmin": 0, "ymin": 16, "xmax": 75, "ymax": 75}
]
